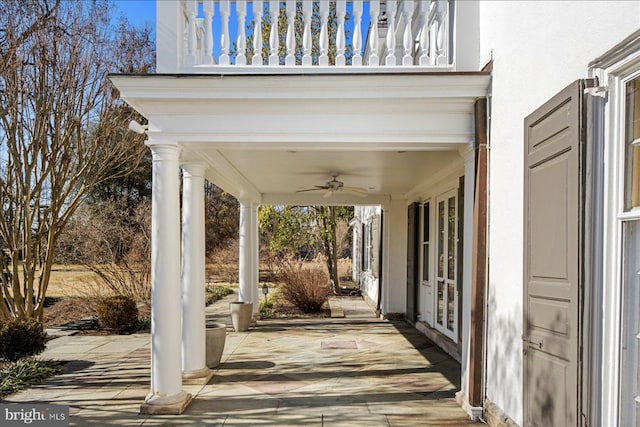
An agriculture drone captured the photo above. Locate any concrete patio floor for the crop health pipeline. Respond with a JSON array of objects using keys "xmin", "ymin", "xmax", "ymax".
[{"xmin": 4, "ymin": 294, "xmax": 478, "ymax": 426}]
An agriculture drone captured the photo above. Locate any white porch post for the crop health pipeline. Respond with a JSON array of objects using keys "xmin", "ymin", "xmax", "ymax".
[
  {"xmin": 457, "ymin": 142, "xmax": 481, "ymax": 419},
  {"xmin": 180, "ymin": 163, "xmax": 213, "ymax": 383},
  {"xmin": 251, "ymin": 204, "xmax": 260, "ymax": 315},
  {"xmin": 238, "ymin": 201, "xmax": 252, "ymax": 302},
  {"xmin": 142, "ymin": 143, "xmax": 192, "ymax": 414}
]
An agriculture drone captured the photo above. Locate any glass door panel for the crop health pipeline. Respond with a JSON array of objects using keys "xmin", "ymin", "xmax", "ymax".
[
  {"xmin": 435, "ymin": 190, "xmax": 457, "ymax": 340},
  {"xmin": 620, "ymin": 220, "xmax": 640, "ymax": 426},
  {"xmin": 437, "ymin": 281, "xmax": 444, "ymax": 326}
]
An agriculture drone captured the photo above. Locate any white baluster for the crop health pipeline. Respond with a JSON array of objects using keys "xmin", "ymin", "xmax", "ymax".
[
  {"xmin": 219, "ymin": 1, "xmax": 230, "ymax": 65},
  {"xmin": 302, "ymin": 0, "xmax": 312, "ymax": 66},
  {"xmin": 385, "ymin": 0, "xmax": 397, "ymax": 66},
  {"xmin": 285, "ymin": 0, "xmax": 296, "ymax": 66},
  {"xmin": 352, "ymin": 0, "xmax": 363, "ymax": 66},
  {"xmin": 335, "ymin": 1, "xmax": 346, "ymax": 66},
  {"xmin": 186, "ymin": 0, "xmax": 198, "ymax": 66},
  {"xmin": 435, "ymin": 0, "xmax": 447, "ymax": 65},
  {"xmin": 402, "ymin": 0, "xmax": 414, "ymax": 66},
  {"xmin": 269, "ymin": 0, "xmax": 279, "ymax": 66},
  {"xmin": 368, "ymin": 0, "xmax": 380, "ymax": 66},
  {"xmin": 236, "ymin": 1, "xmax": 247, "ymax": 65},
  {"xmin": 253, "ymin": 0, "xmax": 264, "ymax": 65},
  {"xmin": 202, "ymin": 1, "xmax": 214, "ymax": 64},
  {"xmin": 318, "ymin": 1, "xmax": 329, "ymax": 66},
  {"xmin": 418, "ymin": 0, "xmax": 431, "ymax": 65}
]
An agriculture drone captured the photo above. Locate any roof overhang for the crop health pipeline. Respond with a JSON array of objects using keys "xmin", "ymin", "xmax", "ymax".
[{"xmin": 109, "ymin": 72, "xmax": 490, "ymax": 204}]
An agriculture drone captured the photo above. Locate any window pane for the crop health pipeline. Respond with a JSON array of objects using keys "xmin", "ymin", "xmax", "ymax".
[
  {"xmin": 447, "ymin": 282, "xmax": 455, "ymax": 331},
  {"xmin": 422, "ymin": 243, "xmax": 429, "ymax": 282},
  {"xmin": 625, "ymin": 77, "xmax": 640, "ymax": 210},
  {"xmin": 620, "ymin": 220, "xmax": 640, "ymax": 426},
  {"xmin": 423, "ymin": 202, "xmax": 430, "ymax": 243},
  {"xmin": 438, "ymin": 201, "xmax": 445, "ymax": 277},
  {"xmin": 422, "ymin": 202, "xmax": 430, "ymax": 282},
  {"xmin": 448, "ymin": 196, "xmax": 456, "ymax": 281},
  {"xmin": 437, "ymin": 280, "xmax": 444, "ymax": 325}
]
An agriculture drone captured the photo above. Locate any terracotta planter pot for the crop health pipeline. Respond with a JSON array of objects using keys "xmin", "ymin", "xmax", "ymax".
[
  {"xmin": 205, "ymin": 322, "xmax": 227, "ymax": 368},
  {"xmin": 230, "ymin": 301, "xmax": 253, "ymax": 332}
]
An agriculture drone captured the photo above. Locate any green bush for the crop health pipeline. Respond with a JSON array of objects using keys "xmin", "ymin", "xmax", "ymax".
[
  {"xmin": 205, "ymin": 284, "xmax": 234, "ymax": 305},
  {"xmin": 259, "ymin": 293, "xmax": 275, "ymax": 319},
  {"xmin": 0, "ymin": 358, "xmax": 63, "ymax": 398},
  {"xmin": 0, "ymin": 319, "xmax": 48, "ymax": 362},
  {"xmin": 280, "ymin": 264, "xmax": 330, "ymax": 313},
  {"xmin": 96, "ymin": 295, "xmax": 139, "ymax": 334}
]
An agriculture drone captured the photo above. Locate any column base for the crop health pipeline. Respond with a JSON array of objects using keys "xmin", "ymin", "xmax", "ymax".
[
  {"xmin": 454, "ymin": 390, "xmax": 483, "ymax": 421},
  {"xmin": 182, "ymin": 367, "xmax": 214, "ymax": 385},
  {"xmin": 251, "ymin": 314, "xmax": 261, "ymax": 326},
  {"xmin": 140, "ymin": 391, "xmax": 193, "ymax": 415}
]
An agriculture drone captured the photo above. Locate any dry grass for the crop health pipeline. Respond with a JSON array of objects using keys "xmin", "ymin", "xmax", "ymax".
[
  {"xmin": 45, "ymin": 265, "xmax": 102, "ymax": 298},
  {"xmin": 40, "ymin": 259, "xmax": 348, "ymax": 326}
]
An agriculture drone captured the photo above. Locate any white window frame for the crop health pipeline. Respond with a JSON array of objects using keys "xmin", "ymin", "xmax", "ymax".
[
  {"xmin": 419, "ymin": 200, "xmax": 433, "ymax": 324},
  {"xmin": 434, "ymin": 189, "xmax": 458, "ymax": 341},
  {"xmin": 593, "ymin": 36, "xmax": 640, "ymax": 427}
]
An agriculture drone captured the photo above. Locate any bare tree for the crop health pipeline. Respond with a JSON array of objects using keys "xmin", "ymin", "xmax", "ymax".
[
  {"xmin": 56, "ymin": 199, "xmax": 151, "ymax": 304},
  {"xmin": 0, "ymin": 0, "xmax": 151, "ymax": 321}
]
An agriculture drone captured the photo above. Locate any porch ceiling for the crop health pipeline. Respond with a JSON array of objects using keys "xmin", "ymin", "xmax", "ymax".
[{"xmin": 110, "ymin": 72, "xmax": 490, "ymax": 205}]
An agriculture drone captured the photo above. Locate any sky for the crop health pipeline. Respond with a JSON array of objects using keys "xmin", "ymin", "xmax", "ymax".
[{"xmin": 112, "ymin": 0, "xmax": 156, "ymax": 32}]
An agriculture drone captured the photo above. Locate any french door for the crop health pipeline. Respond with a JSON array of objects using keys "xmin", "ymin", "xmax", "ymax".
[
  {"xmin": 435, "ymin": 190, "xmax": 457, "ymax": 340},
  {"xmin": 619, "ymin": 74, "xmax": 640, "ymax": 427}
]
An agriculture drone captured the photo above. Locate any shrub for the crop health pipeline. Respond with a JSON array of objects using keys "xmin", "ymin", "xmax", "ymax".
[
  {"xmin": 205, "ymin": 284, "xmax": 234, "ymax": 305},
  {"xmin": 0, "ymin": 358, "xmax": 63, "ymax": 398},
  {"xmin": 259, "ymin": 293, "xmax": 275, "ymax": 319},
  {"xmin": 96, "ymin": 295, "xmax": 139, "ymax": 334},
  {"xmin": 0, "ymin": 319, "xmax": 48, "ymax": 362},
  {"xmin": 280, "ymin": 264, "xmax": 330, "ymax": 313}
]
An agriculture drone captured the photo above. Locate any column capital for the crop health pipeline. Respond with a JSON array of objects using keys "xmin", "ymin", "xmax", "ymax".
[
  {"xmin": 458, "ymin": 142, "xmax": 475, "ymax": 164},
  {"xmin": 181, "ymin": 162, "xmax": 207, "ymax": 178},
  {"xmin": 148, "ymin": 143, "xmax": 181, "ymax": 162},
  {"xmin": 239, "ymin": 198, "xmax": 260, "ymax": 207}
]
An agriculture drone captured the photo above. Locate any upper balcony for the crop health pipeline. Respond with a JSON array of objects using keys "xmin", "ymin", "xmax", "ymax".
[{"xmin": 157, "ymin": 0, "xmax": 470, "ymax": 74}]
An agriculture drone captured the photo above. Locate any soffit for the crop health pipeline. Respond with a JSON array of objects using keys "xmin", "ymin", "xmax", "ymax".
[{"xmin": 110, "ymin": 73, "xmax": 489, "ymax": 204}]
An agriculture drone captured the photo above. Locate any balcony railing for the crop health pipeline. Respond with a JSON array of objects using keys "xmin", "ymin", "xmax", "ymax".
[{"xmin": 160, "ymin": 0, "xmax": 452, "ymax": 72}]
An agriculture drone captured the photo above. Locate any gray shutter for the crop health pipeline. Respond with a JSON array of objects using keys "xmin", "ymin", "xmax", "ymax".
[
  {"xmin": 371, "ymin": 214, "xmax": 380, "ymax": 277},
  {"xmin": 523, "ymin": 80, "xmax": 585, "ymax": 426},
  {"xmin": 406, "ymin": 203, "xmax": 420, "ymax": 322}
]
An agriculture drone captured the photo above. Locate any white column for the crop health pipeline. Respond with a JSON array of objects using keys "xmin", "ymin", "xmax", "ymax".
[
  {"xmin": 181, "ymin": 163, "xmax": 210, "ymax": 380},
  {"xmin": 145, "ymin": 143, "xmax": 189, "ymax": 409},
  {"xmin": 239, "ymin": 201, "xmax": 252, "ymax": 302},
  {"xmin": 251, "ymin": 204, "xmax": 260, "ymax": 315},
  {"xmin": 458, "ymin": 143, "xmax": 476, "ymax": 411}
]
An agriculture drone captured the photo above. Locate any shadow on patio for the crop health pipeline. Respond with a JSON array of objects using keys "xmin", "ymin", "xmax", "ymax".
[{"xmin": 4, "ymin": 295, "xmax": 477, "ymax": 426}]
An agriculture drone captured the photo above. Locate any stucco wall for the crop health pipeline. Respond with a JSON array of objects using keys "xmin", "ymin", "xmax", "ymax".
[{"xmin": 479, "ymin": 2, "xmax": 640, "ymax": 424}]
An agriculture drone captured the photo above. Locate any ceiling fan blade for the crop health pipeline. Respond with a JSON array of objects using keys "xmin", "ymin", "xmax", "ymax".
[
  {"xmin": 296, "ymin": 186, "xmax": 329, "ymax": 193},
  {"xmin": 342, "ymin": 187, "xmax": 369, "ymax": 197}
]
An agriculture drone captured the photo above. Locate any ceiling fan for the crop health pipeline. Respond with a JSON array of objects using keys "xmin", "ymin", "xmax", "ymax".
[{"xmin": 296, "ymin": 174, "xmax": 369, "ymax": 198}]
